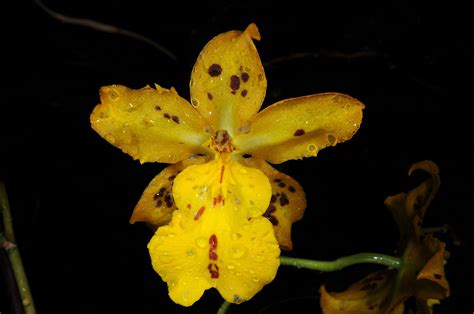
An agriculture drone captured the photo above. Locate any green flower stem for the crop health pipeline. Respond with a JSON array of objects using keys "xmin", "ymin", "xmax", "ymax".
[
  {"xmin": 280, "ymin": 253, "xmax": 402, "ymax": 271},
  {"xmin": 217, "ymin": 300, "xmax": 231, "ymax": 314},
  {"xmin": 1, "ymin": 182, "xmax": 37, "ymax": 314}
]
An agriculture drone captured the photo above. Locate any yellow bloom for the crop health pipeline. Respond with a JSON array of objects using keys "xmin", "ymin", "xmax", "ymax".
[
  {"xmin": 320, "ymin": 161, "xmax": 450, "ymax": 313},
  {"xmin": 90, "ymin": 23, "xmax": 364, "ymax": 306}
]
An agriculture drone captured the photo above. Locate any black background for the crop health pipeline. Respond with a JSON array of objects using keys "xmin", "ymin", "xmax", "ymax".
[{"xmin": 1, "ymin": 1, "xmax": 473, "ymax": 313}]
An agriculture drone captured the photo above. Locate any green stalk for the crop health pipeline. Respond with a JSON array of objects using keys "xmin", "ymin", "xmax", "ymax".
[
  {"xmin": 1, "ymin": 182, "xmax": 37, "ymax": 314},
  {"xmin": 217, "ymin": 300, "xmax": 231, "ymax": 314},
  {"xmin": 280, "ymin": 253, "xmax": 402, "ymax": 271}
]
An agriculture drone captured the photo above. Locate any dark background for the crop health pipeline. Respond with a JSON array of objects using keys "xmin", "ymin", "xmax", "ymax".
[{"xmin": 1, "ymin": 1, "xmax": 473, "ymax": 313}]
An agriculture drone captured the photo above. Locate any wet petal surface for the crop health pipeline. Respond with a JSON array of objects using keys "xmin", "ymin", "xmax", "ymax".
[{"xmin": 91, "ymin": 85, "xmax": 210, "ymax": 164}]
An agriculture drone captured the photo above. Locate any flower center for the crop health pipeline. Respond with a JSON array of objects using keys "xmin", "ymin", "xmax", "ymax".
[{"xmin": 210, "ymin": 130, "xmax": 234, "ymax": 154}]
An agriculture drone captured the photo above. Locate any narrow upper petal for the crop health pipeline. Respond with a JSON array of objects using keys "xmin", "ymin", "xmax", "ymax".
[
  {"xmin": 189, "ymin": 23, "xmax": 267, "ymax": 134},
  {"xmin": 239, "ymin": 157, "xmax": 306, "ymax": 250},
  {"xmin": 130, "ymin": 156, "xmax": 209, "ymax": 227},
  {"xmin": 234, "ymin": 93, "xmax": 364, "ymax": 164},
  {"xmin": 91, "ymin": 85, "xmax": 210, "ymax": 164}
]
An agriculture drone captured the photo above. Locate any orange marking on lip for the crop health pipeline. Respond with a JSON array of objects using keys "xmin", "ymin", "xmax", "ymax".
[
  {"xmin": 219, "ymin": 165, "xmax": 225, "ymax": 183},
  {"xmin": 193, "ymin": 206, "xmax": 206, "ymax": 220}
]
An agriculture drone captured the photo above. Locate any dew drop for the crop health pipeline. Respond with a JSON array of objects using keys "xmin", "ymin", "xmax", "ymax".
[
  {"xmin": 229, "ymin": 247, "xmax": 246, "ymax": 259},
  {"xmin": 307, "ymin": 144, "xmax": 318, "ymax": 155},
  {"xmin": 107, "ymin": 90, "xmax": 119, "ymax": 100},
  {"xmin": 326, "ymin": 134, "xmax": 337, "ymax": 145},
  {"xmin": 105, "ymin": 134, "xmax": 116, "ymax": 144},
  {"xmin": 191, "ymin": 98, "xmax": 200, "ymax": 108},
  {"xmin": 196, "ymin": 237, "xmax": 207, "ymax": 248},
  {"xmin": 186, "ymin": 248, "xmax": 196, "ymax": 257},
  {"xmin": 231, "ymin": 233, "xmax": 242, "ymax": 240}
]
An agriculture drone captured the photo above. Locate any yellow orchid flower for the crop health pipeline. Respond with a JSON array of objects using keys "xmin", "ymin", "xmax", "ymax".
[
  {"xmin": 320, "ymin": 161, "xmax": 450, "ymax": 313},
  {"xmin": 90, "ymin": 23, "xmax": 364, "ymax": 306}
]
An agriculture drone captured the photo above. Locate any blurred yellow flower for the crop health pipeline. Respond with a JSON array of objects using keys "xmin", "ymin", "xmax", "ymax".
[{"xmin": 90, "ymin": 23, "xmax": 364, "ymax": 306}]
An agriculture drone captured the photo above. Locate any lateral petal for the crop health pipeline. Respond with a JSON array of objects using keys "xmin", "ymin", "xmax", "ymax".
[
  {"xmin": 91, "ymin": 84, "xmax": 210, "ymax": 164},
  {"xmin": 234, "ymin": 93, "xmax": 364, "ymax": 164}
]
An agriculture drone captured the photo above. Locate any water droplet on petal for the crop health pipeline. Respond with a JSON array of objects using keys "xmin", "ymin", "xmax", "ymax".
[
  {"xmin": 326, "ymin": 133, "xmax": 337, "ymax": 145},
  {"xmin": 191, "ymin": 98, "xmax": 199, "ymax": 108},
  {"xmin": 107, "ymin": 90, "xmax": 119, "ymax": 100},
  {"xmin": 229, "ymin": 247, "xmax": 246, "ymax": 259},
  {"xmin": 105, "ymin": 134, "xmax": 116, "ymax": 144},
  {"xmin": 196, "ymin": 237, "xmax": 207, "ymax": 248},
  {"xmin": 231, "ymin": 233, "xmax": 242, "ymax": 240},
  {"xmin": 186, "ymin": 248, "xmax": 196, "ymax": 257},
  {"xmin": 307, "ymin": 144, "xmax": 318, "ymax": 156}
]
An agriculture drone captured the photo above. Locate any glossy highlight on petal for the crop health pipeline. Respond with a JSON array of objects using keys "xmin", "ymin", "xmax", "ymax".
[
  {"xmin": 190, "ymin": 23, "xmax": 267, "ymax": 134},
  {"xmin": 91, "ymin": 85, "xmax": 210, "ymax": 164},
  {"xmin": 234, "ymin": 93, "xmax": 364, "ymax": 164}
]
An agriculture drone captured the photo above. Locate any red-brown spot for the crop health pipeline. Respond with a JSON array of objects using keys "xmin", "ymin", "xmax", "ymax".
[
  {"xmin": 241, "ymin": 89, "xmax": 248, "ymax": 97},
  {"xmin": 153, "ymin": 187, "xmax": 166, "ymax": 200},
  {"xmin": 241, "ymin": 72, "xmax": 249, "ymax": 82},
  {"xmin": 213, "ymin": 194, "xmax": 224, "ymax": 207},
  {"xmin": 163, "ymin": 113, "xmax": 171, "ymax": 119},
  {"xmin": 434, "ymin": 273, "xmax": 443, "ymax": 280},
  {"xmin": 208, "ymin": 64, "xmax": 222, "ymax": 77},
  {"xmin": 230, "ymin": 75, "xmax": 240, "ymax": 91},
  {"xmin": 194, "ymin": 206, "xmax": 206, "ymax": 220},
  {"xmin": 207, "ymin": 92, "xmax": 213, "ymax": 100},
  {"xmin": 279, "ymin": 192, "xmax": 289, "ymax": 206},
  {"xmin": 208, "ymin": 264, "xmax": 219, "ymax": 278},
  {"xmin": 209, "ymin": 251, "xmax": 218, "ymax": 260},
  {"xmin": 154, "ymin": 105, "xmax": 162, "ymax": 111},
  {"xmin": 294, "ymin": 129, "xmax": 305, "ymax": 136},
  {"xmin": 263, "ymin": 205, "xmax": 278, "ymax": 226},
  {"xmin": 171, "ymin": 115, "xmax": 180, "ymax": 124},
  {"xmin": 270, "ymin": 195, "xmax": 277, "ymax": 203},
  {"xmin": 288, "ymin": 186, "xmax": 296, "ymax": 193},
  {"xmin": 278, "ymin": 182, "xmax": 286, "ymax": 188},
  {"xmin": 186, "ymin": 203, "xmax": 191, "ymax": 209},
  {"xmin": 209, "ymin": 234, "xmax": 218, "ymax": 249},
  {"xmin": 156, "ymin": 200, "xmax": 162, "ymax": 207},
  {"xmin": 220, "ymin": 165, "xmax": 225, "ymax": 183}
]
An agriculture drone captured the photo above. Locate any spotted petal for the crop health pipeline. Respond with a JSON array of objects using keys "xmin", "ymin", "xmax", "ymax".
[
  {"xmin": 234, "ymin": 93, "xmax": 364, "ymax": 164},
  {"xmin": 172, "ymin": 155, "xmax": 272, "ymax": 223},
  {"xmin": 190, "ymin": 23, "xmax": 266, "ymax": 134},
  {"xmin": 130, "ymin": 156, "xmax": 209, "ymax": 227},
  {"xmin": 148, "ymin": 209, "xmax": 280, "ymax": 306},
  {"xmin": 91, "ymin": 85, "xmax": 210, "ymax": 164},
  {"xmin": 239, "ymin": 157, "xmax": 306, "ymax": 250}
]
